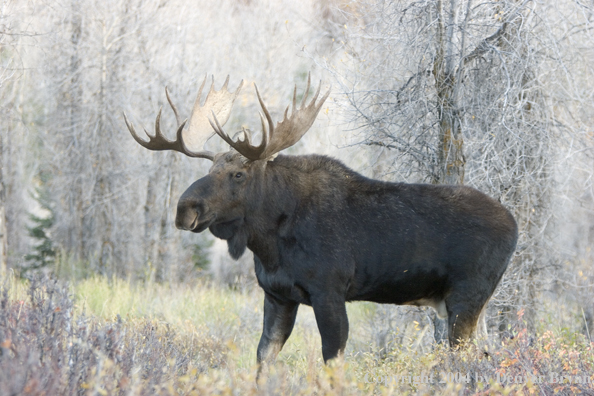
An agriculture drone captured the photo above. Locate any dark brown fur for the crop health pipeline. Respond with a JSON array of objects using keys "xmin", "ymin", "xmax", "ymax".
[{"xmin": 176, "ymin": 151, "xmax": 518, "ymax": 367}]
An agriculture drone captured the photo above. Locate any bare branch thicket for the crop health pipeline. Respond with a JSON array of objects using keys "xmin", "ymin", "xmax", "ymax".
[
  {"xmin": 0, "ymin": 1, "xmax": 41, "ymax": 273},
  {"xmin": 0, "ymin": 1, "xmax": 14, "ymax": 273},
  {"xmin": 535, "ymin": 0, "xmax": 594, "ymax": 333},
  {"xmin": 37, "ymin": 0, "xmax": 147, "ymax": 278},
  {"xmin": 12, "ymin": 0, "xmax": 326, "ymax": 282},
  {"xmin": 317, "ymin": 0, "xmax": 594, "ymax": 337}
]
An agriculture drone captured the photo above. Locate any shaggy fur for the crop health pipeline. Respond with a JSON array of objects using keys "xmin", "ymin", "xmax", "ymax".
[{"xmin": 175, "ymin": 151, "xmax": 518, "ymax": 366}]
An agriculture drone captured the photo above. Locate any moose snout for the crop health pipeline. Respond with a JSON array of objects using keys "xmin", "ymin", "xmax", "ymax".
[
  {"xmin": 175, "ymin": 200, "xmax": 205, "ymax": 230},
  {"xmin": 175, "ymin": 176, "xmax": 216, "ymax": 231}
]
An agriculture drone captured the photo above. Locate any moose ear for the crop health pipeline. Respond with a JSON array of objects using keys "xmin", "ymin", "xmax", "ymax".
[{"xmin": 239, "ymin": 155, "xmax": 251, "ymax": 165}]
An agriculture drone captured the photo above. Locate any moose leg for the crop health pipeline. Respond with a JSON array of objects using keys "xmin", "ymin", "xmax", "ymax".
[
  {"xmin": 445, "ymin": 292, "xmax": 486, "ymax": 347},
  {"xmin": 312, "ymin": 295, "xmax": 349, "ymax": 362},
  {"xmin": 257, "ymin": 293, "xmax": 299, "ymax": 373}
]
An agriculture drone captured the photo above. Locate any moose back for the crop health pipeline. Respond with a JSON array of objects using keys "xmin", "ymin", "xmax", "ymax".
[{"xmin": 125, "ymin": 75, "xmax": 518, "ymax": 368}]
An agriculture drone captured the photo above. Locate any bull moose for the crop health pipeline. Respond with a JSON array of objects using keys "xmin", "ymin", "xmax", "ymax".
[{"xmin": 124, "ymin": 74, "xmax": 518, "ymax": 369}]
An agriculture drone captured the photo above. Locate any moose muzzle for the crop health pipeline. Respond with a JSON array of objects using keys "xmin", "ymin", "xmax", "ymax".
[{"xmin": 175, "ymin": 176, "xmax": 216, "ymax": 232}]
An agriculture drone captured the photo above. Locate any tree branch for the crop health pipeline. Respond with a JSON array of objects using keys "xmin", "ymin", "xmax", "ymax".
[
  {"xmin": 462, "ymin": 21, "xmax": 508, "ymax": 66},
  {"xmin": 462, "ymin": 0, "xmax": 531, "ymax": 65}
]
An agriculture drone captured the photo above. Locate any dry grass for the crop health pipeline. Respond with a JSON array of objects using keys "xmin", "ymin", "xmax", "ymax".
[{"xmin": 1, "ymin": 273, "xmax": 593, "ymax": 395}]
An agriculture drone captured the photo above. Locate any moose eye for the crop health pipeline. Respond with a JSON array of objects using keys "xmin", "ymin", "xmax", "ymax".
[{"xmin": 234, "ymin": 172, "xmax": 244, "ymax": 179}]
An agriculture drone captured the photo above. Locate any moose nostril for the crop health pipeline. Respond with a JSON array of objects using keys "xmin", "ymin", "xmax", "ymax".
[{"xmin": 193, "ymin": 202, "xmax": 205, "ymax": 215}]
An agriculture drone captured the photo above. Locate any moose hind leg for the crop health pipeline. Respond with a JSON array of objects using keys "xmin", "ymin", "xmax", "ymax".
[
  {"xmin": 447, "ymin": 308, "xmax": 482, "ymax": 346},
  {"xmin": 312, "ymin": 294, "xmax": 349, "ymax": 363},
  {"xmin": 445, "ymin": 292, "xmax": 487, "ymax": 347}
]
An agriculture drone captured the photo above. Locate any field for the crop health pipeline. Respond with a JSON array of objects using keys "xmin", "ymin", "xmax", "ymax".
[
  {"xmin": 1, "ymin": 272, "xmax": 593, "ymax": 395},
  {"xmin": 2, "ymin": 0, "xmax": 594, "ymax": 394}
]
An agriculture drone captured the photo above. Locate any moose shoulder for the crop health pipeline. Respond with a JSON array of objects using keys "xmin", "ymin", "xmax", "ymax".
[{"xmin": 125, "ymin": 74, "xmax": 518, "ymax": 369}]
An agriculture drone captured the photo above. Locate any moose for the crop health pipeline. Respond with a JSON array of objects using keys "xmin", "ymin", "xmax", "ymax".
[{"xmin": 124, "ymin": 74, "xmax": 518, "ymax": 369}]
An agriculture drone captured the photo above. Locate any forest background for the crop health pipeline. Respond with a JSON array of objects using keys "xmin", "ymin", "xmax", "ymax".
[{"xmin": 1, "ymin": 0, "xmax": 593, "ymax": 394}]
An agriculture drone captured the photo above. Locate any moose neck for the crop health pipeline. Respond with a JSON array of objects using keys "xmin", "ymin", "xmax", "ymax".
[
  {"xmin": 238, "ymin": 155, "xmax": 314, "ymax": 271},
  {"xmin": 239, "ymin": 153, "xmax": 359, "ymax": 273}
]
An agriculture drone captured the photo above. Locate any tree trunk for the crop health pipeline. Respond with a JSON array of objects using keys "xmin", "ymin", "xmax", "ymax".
[
  {"xmin": 431, "ymin": 0, "xmax": 465, "ymax": 342},
  {"xmin": 435, "ymin": 83, "xmax": 465, "ymax": 185},
  {"xmin": 156, "ymin": 152, "xmax": 178, "ymax": 282},
  {"xmin": 433, "ymin": 0, "xmax": 465, "ymax": 186},
  {"xmin": 68, "ymin": 0, "xmax": 84, "ymax": 262},
  {"xmin": 0, "ymin": 133, "xmax": 7, "ymax": 275},
  {"xmin": 144, "ymin": 173, "xmax": 159, "ymax": 271}
]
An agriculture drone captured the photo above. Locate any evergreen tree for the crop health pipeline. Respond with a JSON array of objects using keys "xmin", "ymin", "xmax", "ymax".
[{"xmin": 22, "ymin": 186, "xmax": 56, "ymax": 275}]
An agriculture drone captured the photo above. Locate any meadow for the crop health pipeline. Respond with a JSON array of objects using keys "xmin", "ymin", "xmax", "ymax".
[
  {"xmin": 1, "ymin": 271, "xmax": 593, "ymax": 395},
  {"xmin": 2, "ymin": 1, "xmax": 594, "ymax": 395}
]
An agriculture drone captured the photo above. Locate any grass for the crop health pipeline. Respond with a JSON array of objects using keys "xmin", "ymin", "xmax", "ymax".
[{"xmin": 1, "ymin": 272, "xmax": 593, "ymax": 395}]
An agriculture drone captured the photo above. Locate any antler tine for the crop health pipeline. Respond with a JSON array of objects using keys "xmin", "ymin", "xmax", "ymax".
[
  {"xmin": 258, "ymin": 112, "xmax": 270, "ymax": 150},
  {"xmin": 253, "ymin": 84, "xmax": 276, "ymax": 153},
  {"xmin": 209, "ymin": 110, "xmax": 268, "ymax": 160},
  {"xmin": 239, "ymin": 128, "xmax": 252, "ymax": 145},
  {"xmin": 174, "ymin": 117, "xmax": 190, "ymax": 149},
  {"xmin": 313, "ymin": 80, "xmax": 323, "ymax": 104},
  {"xmin": 255, "ymin": 84, "xmax": 275, "ymax": 136},
  {"xmin": 154, "ymin": 106, "xmax": 165, "ymax": 139},
  {"xmin": 197, "ymin": 75, "xmax": 208, "ymax": 105},
  {"xmin": 221, "ymin": 75, "xmax": 230, "ymax": 91},
  {"xmin": 209, "ymin": 111, "xmax": 235, "ymax": 147},
  {"xmin": 300, "ymin": 72, "xmax": 312, "ymax": 109},
  {"xmin": 124, "ymin": 112, "xmax": 153, "ymax": 148},
  {"xmin": 304, "ymin": 80, "xmax": 323, "ymax": 113},
  {"xmin": 165, "ymin": 87, "xmax": 182, "ymax": 127},
  {"xmin": 291, "ymin": 85, "xmax": 297, "ymax": 116}
]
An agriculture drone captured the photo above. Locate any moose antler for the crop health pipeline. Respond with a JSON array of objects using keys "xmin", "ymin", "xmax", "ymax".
[
  {"xmin": 210, "ymin": 73, "xmax": 330, "ymax": 161},
  {"xmin": 124, "ymin": 76, "xmax": 243, "ymax": 161}
]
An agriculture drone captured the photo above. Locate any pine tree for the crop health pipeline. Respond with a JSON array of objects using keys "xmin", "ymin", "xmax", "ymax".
[{"xmin": 22, "ymin": 186, "xmax": 56, "ymax": 275}]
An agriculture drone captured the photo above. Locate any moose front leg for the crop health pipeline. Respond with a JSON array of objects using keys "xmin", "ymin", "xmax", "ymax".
[
  {"xmin": 312, "ymin": 294, "xmax": 349, "ymax": 362},
  {"xmin": 257, "ymin": 293, "xmax": 299, "ymax": 377}
]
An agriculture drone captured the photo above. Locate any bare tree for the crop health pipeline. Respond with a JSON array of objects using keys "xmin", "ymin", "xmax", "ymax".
[
  {"xmin": 0, "ymin": 13, "xmax": 9, "ymax": 270},
  {"xmin": 0, "ymin": 2, "xmax": 16, "ymax": 273},
  {"xmin": 0, "ymin": 0, "xmax": 37, "ymax": 273},
  {"xmin": 32, "ymin": 0, "xmax": 160, "ymax": 276},
  {"xmin": 3, "ymin": 0, "xmax": 330, "ymax": 281}
]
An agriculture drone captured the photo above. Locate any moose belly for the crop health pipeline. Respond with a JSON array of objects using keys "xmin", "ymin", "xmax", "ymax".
[{"xmin": 347, "ymin": 264, "xmax": 449, "ymax": 309}]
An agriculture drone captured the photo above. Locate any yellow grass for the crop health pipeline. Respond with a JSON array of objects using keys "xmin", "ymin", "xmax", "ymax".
[{"xmin": 3, "ymin": 271, "xmax": 593, "ymax": 394}]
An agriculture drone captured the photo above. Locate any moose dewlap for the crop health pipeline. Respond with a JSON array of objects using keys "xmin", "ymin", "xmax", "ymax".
[{"xmin": 125, "ymin": 74, "xmax": 518, "ymax": 372}]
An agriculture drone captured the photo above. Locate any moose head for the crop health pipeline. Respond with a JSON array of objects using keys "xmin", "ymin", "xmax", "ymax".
[{"xmin": 125, "ymin": 74, "xmax": 329, "ymax": 258}]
